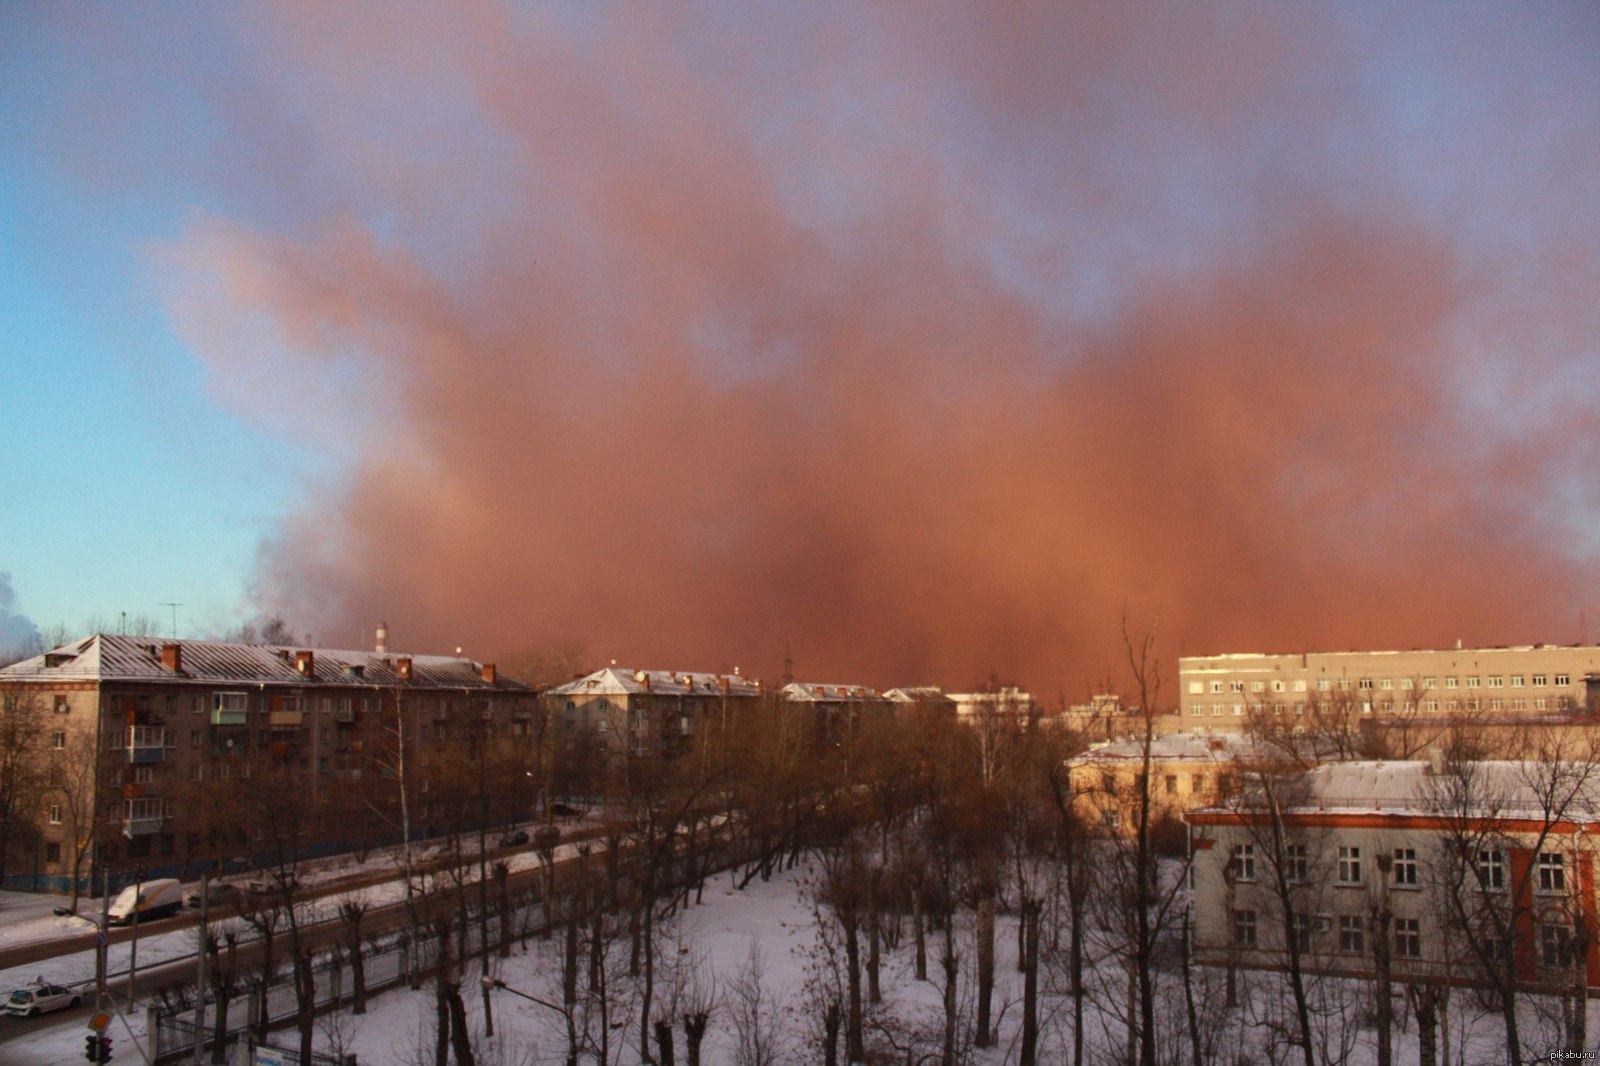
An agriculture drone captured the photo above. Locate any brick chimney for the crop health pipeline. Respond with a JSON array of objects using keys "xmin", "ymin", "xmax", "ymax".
[
  {"xmin": 481, "ymin": 663, "xmax": 496, "ymax": 683},
  {"xmin": 375, "ymin": 621, "xmax": 389, "ymax": 655},
  {"xmin": 294, "ymin": 650, "xmax": 315, "ymax": 676},
  {"xmin": 161, "ymin": 643, "xmax": 183, "ymax": 673}
]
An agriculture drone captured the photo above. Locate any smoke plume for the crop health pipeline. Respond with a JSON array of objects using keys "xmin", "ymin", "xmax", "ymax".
[{"xmin": 145, "ymin": 2, "xmax": 1600, "ymax": 690}]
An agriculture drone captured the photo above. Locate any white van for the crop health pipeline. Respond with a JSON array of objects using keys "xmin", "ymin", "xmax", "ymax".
[{"xmin": 106, "ymin": 878, "xmax": 183, "ymax": 925}]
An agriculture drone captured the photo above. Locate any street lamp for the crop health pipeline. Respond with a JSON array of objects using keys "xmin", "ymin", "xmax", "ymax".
[{"xmin": 481, "ymin": 978, "xmax": 576, "ymax": 1066}]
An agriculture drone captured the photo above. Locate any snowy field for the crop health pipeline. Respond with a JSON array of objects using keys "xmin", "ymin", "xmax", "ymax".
[{"xmin": 4, "ymin": 854, "xmax": 1597, "ymax": 1064}]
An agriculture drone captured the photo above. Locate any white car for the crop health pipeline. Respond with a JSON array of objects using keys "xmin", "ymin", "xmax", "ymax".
[{"xmin": 4, "ymin": 983, "xmax": 81, "ymax": 1017}]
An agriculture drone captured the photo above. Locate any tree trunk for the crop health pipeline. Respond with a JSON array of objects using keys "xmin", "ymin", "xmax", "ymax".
[
  {"xmin": 684, "ymin": 1011, "xmax": 708, "ymax": 1066},
  {"xmin": 563, "ymin": 915, "xmax": 579, "ymax": 1006},
  {"xmin": 1182, "ymin": 913, "xmax": 1204, "ymax": 1066},
  {"xmin": 447, "ymin": 983, "xmax": 477, "ymax": 1066},
  {"xmin": 941, "ymin": 921, "xmax": 958, "ymax": 1066},
  {"xmin": 913, "ymin": 887, "xmax": 927, "ymax": 981},
  {"xmin": 1020, "ymin": 901, "xmax": 1040, "ymax": 1066},
  {"xmin": 867, "ymin": 878, "xmax": 882, "ymax": 1005},
  {"xmin": 845, "ymin": 908, "xmax": 864, "ymax": 1062},
  {"xmin": 823, "ymin": 1001, "xmax": 841, "ymax": 1066},
  {"xmin": 976, "ymin": 888, "xmax": 996, "ymax": 1047},
  {"xmin": 1410, "ymin": 984, "xmax": 1439, "ymax": 1066},
  {"xmin": 655, "ymin": 1020, "xmax": 676, "ymax": 1066}
]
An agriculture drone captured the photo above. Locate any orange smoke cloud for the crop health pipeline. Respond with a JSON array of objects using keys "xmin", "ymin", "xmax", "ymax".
[{"xmin": 159, "ymin": 3, "xmax": 1600, "ymax": 693}]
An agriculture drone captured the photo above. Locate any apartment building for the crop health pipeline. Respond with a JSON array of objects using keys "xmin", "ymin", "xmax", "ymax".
[
  {"xmin": 544, "ymin": 666, "xmax": 763, "ymax": 759},
  {"xmin": 0, "ymin": 634, "xmax": 535, "ymax": 893},
  {"xmin": 1178, "ymin": 644, "xmax": 1600, "ymax": 733},
  {"xmin": 1187, "ymin": 761, "xmax": 1600, "ymax": 991},
  {"xmin": 1070, "ymin": 733, "xmax": 1244, "ymax": 833}
]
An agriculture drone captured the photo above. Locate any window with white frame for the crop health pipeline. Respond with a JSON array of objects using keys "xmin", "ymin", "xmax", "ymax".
[
  {"xmin": 1511, "ymin": 675, "xmax": 1525, "ymax": 687},
  {"xmin": 1232, "ymin": 844, "xmax": 1257, "ymax": 882},
  {"xmin": 1188, "ymin": 681, "xmax": 1203, "ymax": 694},
  {"xmin": 1234, "ymin": 909, "xmax": 1257, "ymax": 947},
  {"xmin": 1338, "ymin": 916, "xmax": 1364, "ymax": 953},
  {"xmin": 1487, "ymin": 675, "xmax": 1504, "ymax": 688},
  {"xmin": 1358, "ymin": 678, "xmax": 1374, "ymax": 690},
  {"xmin": 1251, "ymin": 681, "xmax": 1264, "ymax": 693},
  {"xmin": 1477, "ymin": 850, "xmax": 1506, "ymax": 890},
  {"xmin": 1533, "ymin": 673, "xmax": 1548, "ymax": 686},
  {"xmin": 1556, "ymin": 673, "xmax": 1571, "ymax": 686},
  {"xmin": 1338, "ymin": 846, "xmax": 1362, "ymax": 884},
  {"xmin": 1465, "ymin": 676, "xmax": 1481, "ymax": 689},
  {"xmin": 1210, "ymin": 681, "xmax": 1224, "ymax": 693},
  {"xmin": 1542, "ymin": 924, "xmax": 1573, "ymax": 968},
  {"xmin": 1318, "ymin": 679, "xmax": 1331, "ymax": 691},
  {"xmin": 1395, "ymin": 918, "xmax": 1421, "ymax": 959},
  {"xmin": 1444, "ymin": 676, "xmax": 1459, "ymax": 689},
  {"xmin": 1286, "ymin": 844, "xmax": 1309, "ymax": 882},
  {"xmin": 48, "ymin": 804, "xmax": 62, "ymax": 824},
  {"xmin": 1422, "ymin": 676, "xmax": 1437, "ymax": 688},
  {"xmin": 1291, "ymin": 913, "xmax": 1313, "ymax": 952},
  {"xmin": 1293, "ymin": 679, "xmax": 1308, "ymax": 692},
  {"xmin": 51, "ymin": 730, "xmax": 65, "ymax": 749},
  {"xmin": 1272, "ymin": 680, "xmax": 1285, "ymax": 692},
  {"xmin": 1381, "ymin": 678, "xmax": 1394, "ymax": 690},
  {"xmin": 1393, "ymin": 848, "xmax": 1418, "ymax": 886},
  {"xmin": 1538, "ymin": 852, "xmax": 1566, "ymax": 893}
]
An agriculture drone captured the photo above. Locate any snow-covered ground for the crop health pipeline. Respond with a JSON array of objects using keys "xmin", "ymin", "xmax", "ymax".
[{"xmin": 4, "ymin": 846, "xmax": 1595, "ymax": 1065}]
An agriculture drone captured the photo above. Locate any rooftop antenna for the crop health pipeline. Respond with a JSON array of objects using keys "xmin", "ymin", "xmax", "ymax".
[
  {"xmin": 158, "ymin": 602, "xmax": 183, "ymax": 639},
  {"xmin": 782, "ymin": 641, "xmax": 796, "ymax": 686}
]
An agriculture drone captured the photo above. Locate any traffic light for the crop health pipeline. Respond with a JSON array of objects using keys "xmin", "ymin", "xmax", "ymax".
[
  {"xmin": 98, "ymin": 1035, "xmax": 113, "ymax": 1062},
  {"xmin": 84, "ymin": 1034, "xmax": 97, "ymax": 1062}
]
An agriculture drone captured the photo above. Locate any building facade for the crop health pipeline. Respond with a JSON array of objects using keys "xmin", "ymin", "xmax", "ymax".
[
  {"xmin": 0, "ymin": 634, "xmax": 535, "ymax": 893},
  {"xmin": 1178, "ymin": 645, "xmax": 1600, "ymax": 733},
  {"xmin": 544, "ymin": 667, "xmax": 763, "ymax": 761},
  {"xmin": 1187, "ymin": 761, "xmax": 1600, "ymax": 993}
]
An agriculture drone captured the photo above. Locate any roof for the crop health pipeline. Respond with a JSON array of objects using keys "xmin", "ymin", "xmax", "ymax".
[
  {"xmin": 1207, "ymin": 759, "xmax": 1600, "ymax": 822},
  {"xmin": 1076, "ymin": 732, "xmax": 1250, "ymax": 763},
  {"xmin": 883, "ymin": 686, "xmax": 951, "ymax": 703},
  {"xmin": 0, "ymin": 634, "xmax": 532, "ymax": 692},
  {"xmin": 782, "ymin": 681, "xmax": 884, "ymax": 702},
  {"xmin": 546, "ymin": 667, "xmax": 761, "ymax": 698}
]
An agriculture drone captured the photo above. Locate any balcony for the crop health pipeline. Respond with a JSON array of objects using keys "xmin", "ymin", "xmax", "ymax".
[
  {"xmin": 122, "ymin": 782, "xmax": 148, "ymax": 799},
  {"xmin": 122, "ymin": 798, "xmax": 165, "ymax": 838},
  {"xmin": 269, "ymin": 710, "xmax": 304, "ymax": 728},
  {"xmin": 211, "ymin": 708, "xmax": 247, "ymax": 726},
  {"xmin": 333, "ymin": 707, "xmax": 356, "ymax": 724},
  {"xmin": 127, "ymin": 727, "xmax": 166, "ymax": 764}
]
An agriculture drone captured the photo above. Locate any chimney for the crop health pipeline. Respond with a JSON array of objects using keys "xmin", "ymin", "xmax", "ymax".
[
  {"xmin": 161, "ymin": 642, "xmax": 183, "ymax": 674},
  {"xmin": 719, "ymin": 676, "xmax": 730, "ymax": 692},
  {"xmin": 375, "ymin": 621, "xmax": 389, "ymax": 655},
  {"xmin": 481, "ymin": 662, "xmax": 496, "ymax": 683},
  {"xmin": 295, "ymin": 650, "xmax": 315, "ymax": 676},
  {"xmin": 397, "ymin": 657, "xmax": 412, "ymax": 680}
]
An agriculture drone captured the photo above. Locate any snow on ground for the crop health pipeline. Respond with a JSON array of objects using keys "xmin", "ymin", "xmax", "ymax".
[{"xmin": 5, "ymin": 841, "xmax": 1598, "ymax": 1064}]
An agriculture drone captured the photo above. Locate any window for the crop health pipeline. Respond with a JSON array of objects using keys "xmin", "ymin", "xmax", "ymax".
[
  {"xmin": 1511, "ymin": 675, "xmax": 1525, "ymax": 687},
  {"xmin": 51, "ymin": 730, "xmax": 65, "ymax": 749},
  {"xmin": 1317, "ymin": 678, "xmax": 1331, "ymax": 692},
  {"xmin": 54, "ymin": 695, "xmax": 70, "ymax": 714},
  {"xmin": 1232, "ymin": 844, "xmax": 1257, "ymax": 882},
  {"xmin": 1231, "ymin": 704, "xmax": 1243, "ymax": 716},
  {"xmin": 1165, "ymin": 775, "xmax": 1178, "ymax": 795},
  {"xmin": 1401, "ymin": 678, "xmax": 1416, "ymax": 690},
  {"xmin": 189, "ymin": 730, "xmax": 201, "ymax": 748},
  {"xmin": 1100, "ymin": 772, "xmax": 1117, "ymax": 793},
  {"xmin": 1538, "ymin": 852, "xmax": 1566, "ymax": 893},
  {"xmin": 1338, "ymin": 678, "xmax": 1353, "ymax": 691},
  {"xmin": 1188, "ymin": 681, "xmax": 1203, "ymax": 695},
  {"xmin": 1339, "ymin": 916, "xmax": 1364, "ymax": 954},
  {"xmin": 1286, "ymin": 844, "xmax": 1309, "ymax": 882},
  {"xmin": 1423, "ymin": 699, "xmax": 1439, "ymax": 712},
  {"xmin": 1211, "ymin": 704, "xmax": 1221, "ymax": 716},
  {"xmin": 1358, "ymin": 678, "xmax": 1374, "ymax": 690},
  {"xmin": 46, "ymin": 843, "xmax": 60, "ymax": 863},
  {"xmin": 1477, "ymin": 850, "xmax": 1506, "ymax": 890},
  {"xmin": 1542, "ymin": 925, "xmax": 1573, "ymax": 968},
  {"xmin": 1533, "ymin": 673, "xmax": 1548, "ymax": 686},
  {"xmin": 190, "ymin": 764, "xmax": 203, "ymax": 781},
  {"xmin": 1271, "ymin": 680, "xmax": 1285, "ymax": 693},
  {"xmin": 1338, "ymin": 846, "xmax": 1362, "ymax": 884},
  {"xmin": 1192, "ymin": 773, "xmax": 1208, "ymax": 793},
  {"xmin": 1556, "ymin": 673, "xmax": 1571, "ymax": 686},
  {"xmin": 1395, "ymin": 918, "xmax": 1421, "ymax": 959},
  {"xmin": 1422, "ymin": 676, "xmax": 1437, "ymax": 689},
  {"xmin": 1234, "ymin": 909, "xmax": 1257, "ymax": 947},
  {"xmin": 1444, "ymin": 676, "xmax": 1459, "ymax": 689},
  {"xmin": 1192, "ymin": 704, "xmax": 1204, "ymax": 716},
  {"xmin": 1393, "ymin": 849, "xmax": 1418, "ymax": 886},
  {"xmin": 1229, "ymin": 681, "xmax": 1244, "ymax": 693},
  {"xmin": 1100, "ymin": 809, "xmax": 1120, "ymax": 829},
  {"xmin": 1465, "ymin": 676, "xmax": 1481, "ymax": 689},
  {"xmin": 1293, "ymin": 679, "xmax": 1308, "ymax": 692},
  {"xmin": 48, "ymin": 804, "xmax": 62, "ymax": 824},
  {"xmin": 1291, "ymin": 913, "xmax": 1313, "ymax": 952},
  {"xmin": 1250, "ymin": 681, "xmax": 1264, "ymax": 693},
  {"xmin": 133, "ymin": 765, "xmax": 153, "ymax": 784},
  {"xmin": 1487, "ymin": 675, "xmax": 1504, "ymax": 688},
  {"xmin": 1210, "ymin": 681, "xmax": 1224, "ymax": 693}
]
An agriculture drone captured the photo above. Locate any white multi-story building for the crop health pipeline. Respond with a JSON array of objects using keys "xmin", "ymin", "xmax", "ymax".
[
  {"xmin": 1178, "ymin": 645, "xmax": 1600, "ymax": 733},
  {"xmin": 1188, "ymin": 760, "xmax": 1600, "ymax": 992}
]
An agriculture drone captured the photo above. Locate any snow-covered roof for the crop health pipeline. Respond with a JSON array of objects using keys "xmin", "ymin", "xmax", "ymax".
[
  {"xmin": 781, "ymin": 681, "xmax": 883, "ymax": 702},
  {"xmin": 0, "ymin": 634, "xmax": 530, "ymax": 692},
  {"xmin": 1076, "ymin": 732, "xmax": 1249, "ymax": 763},
  {"xmin": 883, "ymin": 686, "xmax": 950, "ymax": 703},
  {"xmin": 546, "ymin": 667, "xmax": 761, "ymax": 698},
  {"xmin": 1216, "ymin": 760, "xmax": 1600, "ymax": 822}
]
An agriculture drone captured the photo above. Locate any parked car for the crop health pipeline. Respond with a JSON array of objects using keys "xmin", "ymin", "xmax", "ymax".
[
  {"xmin": 549, "ymin": 803, "xmax": 586, "ymax": 819},
  {"xmin": 4, "ymin": 983, "xmax": 81, "ymax": 1017},
  {"xmin": 497, "ymin": 830, "xmax": 529, "ymax": 848},
  {"xmin": 184, "ymin": 881, "xmax": 240, "ymax": 909},
  {"xmin": 242, "ymin": 876, "xmax": 299, "ymax": 898}
]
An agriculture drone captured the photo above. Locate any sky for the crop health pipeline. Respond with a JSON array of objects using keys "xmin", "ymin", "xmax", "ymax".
[{"xmin": 2, "ymin": 2, "xmax": 1597, "ymax": 692}]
